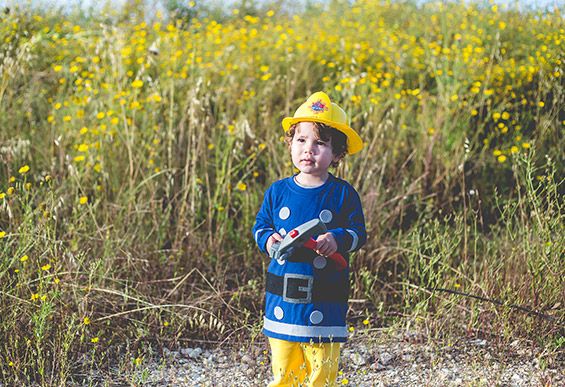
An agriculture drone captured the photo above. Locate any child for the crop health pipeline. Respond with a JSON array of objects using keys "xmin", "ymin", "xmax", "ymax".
[{"xmin": 252, "ymin": 91, "xmax": 367, "ymax": 386}]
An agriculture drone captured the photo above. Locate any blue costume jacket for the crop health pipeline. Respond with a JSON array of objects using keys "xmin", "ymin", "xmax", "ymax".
[{"xmin": 252, "ymin": 174, "xmax": 366, "ymax": 343}]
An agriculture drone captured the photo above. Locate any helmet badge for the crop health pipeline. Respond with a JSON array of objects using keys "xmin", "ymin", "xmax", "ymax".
[{"xmin": 310, "ymin": 100, "xmax": 329, "ymax": 114}]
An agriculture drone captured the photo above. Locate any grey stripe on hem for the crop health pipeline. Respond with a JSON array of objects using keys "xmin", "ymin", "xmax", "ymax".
[{"xmin": 263, "ymin": 317, "xmax": 348, "ymax": 339}]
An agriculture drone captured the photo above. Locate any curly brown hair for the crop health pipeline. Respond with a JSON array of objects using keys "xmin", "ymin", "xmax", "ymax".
[{"xmin": 284, "ymin": 122, "xmax": 348, "ymax": 168}]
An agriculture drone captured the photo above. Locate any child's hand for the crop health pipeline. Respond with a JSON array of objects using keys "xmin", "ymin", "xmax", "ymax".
[
  {"xmin": 266, "ymin": 232, "xmax": 283, "ymax": 253},
  {"xmin": 315, "ymin": 233, "xmax": 337, "ymax": 256}
]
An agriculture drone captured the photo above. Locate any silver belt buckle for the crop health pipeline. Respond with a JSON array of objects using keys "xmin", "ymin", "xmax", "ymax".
[{"xmin": 283, "ymin": 273, "xmax": 313, "ymax": 304}]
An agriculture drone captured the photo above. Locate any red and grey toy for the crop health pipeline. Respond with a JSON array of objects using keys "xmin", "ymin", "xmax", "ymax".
[{"xmin": 268, "ymin": 218, "xmax": 348, "ymax": 271}]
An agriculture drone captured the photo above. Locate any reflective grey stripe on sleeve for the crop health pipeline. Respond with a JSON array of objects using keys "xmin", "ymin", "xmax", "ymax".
[
  {"xmin": 255, "ymin": 228, "xmax": 273, "ymax": 243},
  {"xmin": 346, "ymin": 229, "xmax": 359, "ymax": 252}
]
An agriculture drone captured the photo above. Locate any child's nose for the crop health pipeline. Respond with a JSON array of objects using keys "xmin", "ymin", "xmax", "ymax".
[{"xmin": 304, "ymin": 141, "xmax": 315, "ymax": 152}]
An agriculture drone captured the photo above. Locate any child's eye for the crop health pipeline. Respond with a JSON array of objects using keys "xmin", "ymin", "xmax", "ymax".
[
  {"xmin": 316, "ymin": 141, "xmax": 326, "ymax": 146},
  {"xmin": 296, "ymin": 138, "xmax": 305, "ymax": 142}
]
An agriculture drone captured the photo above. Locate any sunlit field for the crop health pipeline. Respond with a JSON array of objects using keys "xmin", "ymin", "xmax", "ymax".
[{"xmin": 0, "ymin": 0, "xmax": 563, "ymax": 384}]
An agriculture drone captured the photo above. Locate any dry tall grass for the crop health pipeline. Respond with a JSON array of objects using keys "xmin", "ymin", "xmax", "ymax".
[{"xmin": 0, "ymin": 0, "xmax": 563, "ymax": 384}]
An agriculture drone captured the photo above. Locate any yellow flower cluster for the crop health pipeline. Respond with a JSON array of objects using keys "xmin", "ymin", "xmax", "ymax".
[
  {"xmin": 35, "ymin": 2, "xmax": 557, "ymax": 169},
  {"xmin": 1, "ymin": 1, "xmax": 560, "ymax": 210}
]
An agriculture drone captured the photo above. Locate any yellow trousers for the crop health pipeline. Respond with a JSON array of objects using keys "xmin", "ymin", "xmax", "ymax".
[{"xmin": 268, "ymin": 337, "xmax": 341, "ymax": 387}]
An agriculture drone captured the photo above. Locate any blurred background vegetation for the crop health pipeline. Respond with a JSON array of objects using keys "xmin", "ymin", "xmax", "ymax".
[{"xmin": 0, "ymin": 0, "xmax": 563, "ymax": 384}]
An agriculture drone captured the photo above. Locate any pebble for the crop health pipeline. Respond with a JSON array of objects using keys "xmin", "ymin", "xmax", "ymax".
[
  {"xmin": 241, "ymin": 354, "xmax": 254, "ymax": 365},
  {"xmin": 379, "ymin": 352, "xmax": 394, "ymax": 365},
  {"xmin": 189, "ymin": 347, "xmax": 203, "ymax": 359},
  {"xmin": 125, "ymin": 335, "xmax": 562, "ymax": 387},
  {"xmin": 180, "ymin": 348, "xmax": 190, "ymax": 357},
  {"xmin": 350, "ymin": 352, "xmax": 367, "ymax": 366},
  {"xmin": 370, "ymin": 362, "xmax": 387, "ymax": 371},
  {"xmin": 511, "ymin": 373, "xmax": 523, "ymax": 384},
  {"xmin": 401, "ymin": 353, "xmax": 414, "ymax": 362}
]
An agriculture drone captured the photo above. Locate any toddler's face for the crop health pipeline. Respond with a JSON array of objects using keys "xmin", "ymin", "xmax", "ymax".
[{"xmin": 290, "ymin": 122, "xmax": 337, "ymax": 178}]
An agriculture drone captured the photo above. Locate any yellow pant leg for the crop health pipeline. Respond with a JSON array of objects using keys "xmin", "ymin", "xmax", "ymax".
[
  {"xmin": 268, "ymin": 337, "xmax": 307, "ymax": 387},
  {"xmin": 301, "ymin": 341, "xmax": 341, "ymax": 387}
]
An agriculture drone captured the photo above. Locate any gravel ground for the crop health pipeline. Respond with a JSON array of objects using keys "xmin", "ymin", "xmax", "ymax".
[{"xmin": 134, "ymin": 331, "xmax": 563, "ymax": 386}]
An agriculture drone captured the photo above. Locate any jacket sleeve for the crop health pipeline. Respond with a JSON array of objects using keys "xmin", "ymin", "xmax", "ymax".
[
  {"xmin": 328, "ymin": 187, "xmax": 367, "ymax": 253},
  {"xmin": 252, "ymin": 184, "xmax": 276, "ymax": 254}
]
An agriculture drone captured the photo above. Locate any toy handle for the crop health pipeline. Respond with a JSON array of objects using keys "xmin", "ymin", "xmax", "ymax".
[{"xmin": 303, "ymin": 238, "xmax": 347, "ymax": 271}]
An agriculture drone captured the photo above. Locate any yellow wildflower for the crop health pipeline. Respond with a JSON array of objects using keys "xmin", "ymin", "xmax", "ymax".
[
  {"xmin": 497, "ymin": 155, "xmax": 507, "ymax": 163},
  {"xmin": 79, "ymin": 196, "xmax": 88, "ymax": 205},
  {"xmin": 41, "ymin": 264, "xmax": 51, "ymax": 271},
  {"xmin": 0, "ymin": 231, "xmax": 5, "ymax": 238},
  {"xmin": 83, "ymin": 317, "xmax": 91, "ymax": 325},
  {"xmin": 91, "ymin": 337, "xmax": 99, "ymax": 343},
  {"xmin": 18, "ymin": 165, "xmax": 30, "ymax": 174},
  {"xmin": 236, "ymin": 182, "xmax": 247, "ymax": 191},
  {"xmin": 131, "ymin": 79, "xmax": 144, "ymax": 88},
  {"xmin": 20, "ymin": 255, "xmax": 29, "ymax": 262}
]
